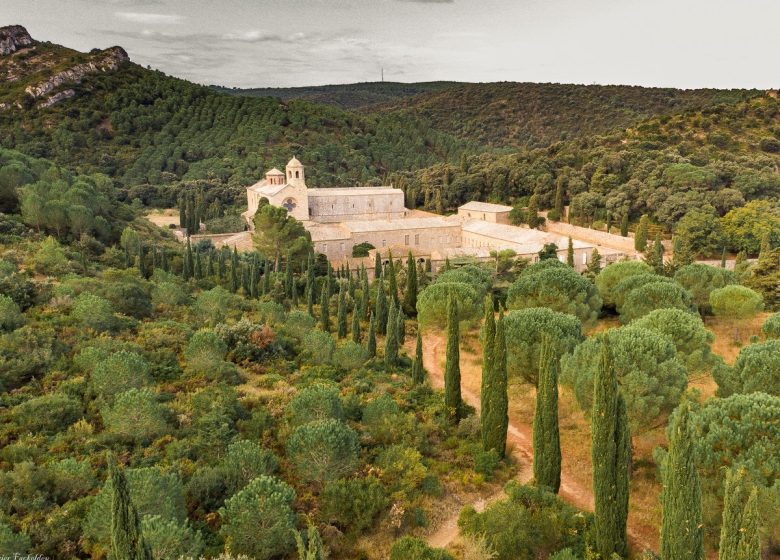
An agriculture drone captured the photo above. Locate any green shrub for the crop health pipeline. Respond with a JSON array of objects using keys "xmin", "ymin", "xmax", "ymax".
[
  {"xmin": 287, "ymin": 419, "xmax": 360, "ymax": 483},
  {"xmin": 286, "ymin": 382, "xmax": 344, "ymax": 427},
  {"xmin": 320, "ymin": 476, "xmax": 389, "ymax": 534},
  {"xmin": 458, "ymin": 483, "xmax": 591, "ymax": 560},
  {"xmin": 101, "ymin": 388, "xmax": 168, "ymax": 444},
  {"xmin": 762, "ymin": 313, "xmax": 780, "ymax": 339},
  {"xmin": 71, "ymin": 293, "xmax": 116, "ymax": 332},
  {"xmin": 12, "ymin": 393, "xmax": 82, "ymax": 434},
  {"xmin": 0, "ymin": 294, "xmax": 24, "ymax": 331},
  {"xmin": 0, "ymin": 521, "xmax": 30, "ymax": 555},
  {"xmin": 475, "ymin": 449, "xmax": 501, "ymax": 480},
  {"xmin": 390, "ymin": 537, "xmax": 454, "ymax": 560},
  {"xmin": 141, "ymin": 515, "xmax": 204, "ymax": 560},
  {"xmin": 90, "ymin": 350, "xmax": 150, "ymax": 400}
]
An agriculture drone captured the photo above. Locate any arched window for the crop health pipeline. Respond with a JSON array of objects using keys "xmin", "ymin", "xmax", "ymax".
[{"xmin": 295, "ymin": 171, "xmax": 300, "ymax": 178}]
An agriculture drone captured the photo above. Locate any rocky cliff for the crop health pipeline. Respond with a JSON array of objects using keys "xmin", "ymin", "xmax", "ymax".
[
  {"xmin": 24, "ymin": 46, "xmax": 129, "ymax": 101},
  {"xmin": 0, "ymin": 25, "xmax": 34, "ymax": 56}
]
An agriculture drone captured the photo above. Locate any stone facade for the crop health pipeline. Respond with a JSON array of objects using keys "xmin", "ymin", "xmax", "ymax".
[
  {"xmin": 457, "ymin": 201, "xmax": 513, "ymax": 224},
  {"xmin": 245, "ymin": 157, "xmax": 634, "ymax": 269}
]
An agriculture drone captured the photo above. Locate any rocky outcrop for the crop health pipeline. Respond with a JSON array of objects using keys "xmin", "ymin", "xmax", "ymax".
[
  {"xmin": 0, "ymin": 25, "xmax": 34, "ymax": 56},
  {"xmin": 38, "ymin": 89, "xmax": 75, "ymax": 109},
  {"xmin": 24, "ymin": 46, "xmax": 129, "ymax": 102}
]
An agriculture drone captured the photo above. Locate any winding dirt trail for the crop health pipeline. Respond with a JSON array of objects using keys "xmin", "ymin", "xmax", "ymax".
[{"xmin": 417, "ymin": 332, "xmax": 655, "ymax": 552}]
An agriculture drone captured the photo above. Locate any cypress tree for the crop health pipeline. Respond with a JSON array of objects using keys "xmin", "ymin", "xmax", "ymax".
[
  {"xmin": 217, "ymin": 247, "xmax": 226, "ymax": 279},
  {"xmin": 661, "ymin": 402, "xmax": 703, "ymax": 560},
  {"xmin": 241, "ymin": 263, "xmax": 250, "ymax": 295},
  {"xmin": 183, "ymin": 239, "xmax": 193, "ymax": 281},
  {"xmin": 351, "ymin": 307, "xmax": 361, "ymax": 343},
  {"xmin": 319, "ymin": 287, "xmax": 330, "ymax": 332},
  {"xmin": 230, "ymin": 248, "xmax": 239, "ymax": 293},
  {"xmin": 207, "ymin": 250, "xmax": 215, "ymax": 277},
  {"xmin": 585, "ymin": 248, "xmax": 602, "ymax": 278},
  {"xmin": 178, "ymin": 196, "xmax": 187, "ymax": 229},
  {"xmin": 285, "ymin": 251, "xmax": 294, "ymax": 299},
  {"xmin": 635, "ymin": 214, "xmax": 649, "ymax": 251},
  {"xmin": 376, "ymin": 279, "xmax": 388, "ymax": 335},
  {"xmin": 553, "ymin": 181, "xmax": 564, "ymax": 218},
  {"xmin": 160, "ymin": 248, "xmax": 169, "ymax": 272},
  {"xmin": 403, "ymin": 251, "xmax": 418, "ymax": 315},
  {"xmin": 425, "ymin": 258, "xmax": 432, "ymax": 275},
  {"xmin": 480, "ymin": 296, "xmax": 496, "ymax": 451},
  {"xmin": 108, "ymin": 454, "xmax": 152, "ymax": 560},
  {"xmin": 386, "ymin": 251, "xmax": 399, "ymax": 305},
  {"xmin": 605, "ymin": 211, "xmax": 612, "ymax": 233},
  {"xmin": 337, "ymin": 284, "xmax": 348, "ymax": 338},
  {"xmin": 444, "ymin": 296, "xmax": 462, "ymax": 425},
  {"xmin": 249, "ymin": 263, "xmax": 258, "ymax": 298},
  {"xmin": 719, "ymin": 468, "xmax": 751, "ymax": 560},
  {"xmin": 533, "ymin": 335, "xmax": 561, "ymax": 493},
  {"xmin": 263, "ymin": 259, "xmax": 271, "ymax": 295},
  {"xmin": 653, "ymin": 234, "xmax": 665, "ymax": 273},
  {"xmin": 137, "ymin": 244, "xmax": 146, "ymax": 278},
  {"xmin": 412, "ymin": 331, "xmax": 425, "ymax": 384},
  {"xmin": 444, "ymin": 256, "xmax": 451, "ymax": 271},
  {"xmin": 566, "ymin": 237, "xmax": 575, "ymax": 267},
  {"xmin": 396, "ymin": 308, "xmax": 405, "ymax": 345},
  {"xmin": 194, "ymin": 248, "xmax": 203, "ymax": 280},
  {"xmin": 366, "ymin": 312, "xmax": 377, "ymax": 358},
  {"xmin": 721, "ymin": 247, "xmax": 727, "ymax": 268},
  {"xmin": 360, "ymin": 274, "xmax": 370, "ymax": 319},
  {"xmin": 620, "ymin": 213, "xmax": 629, "ymax": 237},
  {"xmin": 295, "ymin": 525, "xmax": 325, "ymax": 560},
  {"xmin": 384, "ymin": 300, "xmax": 399, "ymax": 367},
  {"xmin": 735, "ymin": 489, "xmax": 760, "ymax": 560},
  {"xmin": 484, "ymin": 309, "xmax": 508, "ymax": 457},
  {"xmin": 592, "ymin": 338, "xmax": 630, "ymax": 559},
  {"xmin": 374, "ymin": 251, "xmax": 382, "ymax": 279}
]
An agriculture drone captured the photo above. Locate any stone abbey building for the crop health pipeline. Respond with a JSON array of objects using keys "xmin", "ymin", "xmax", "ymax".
[{"xmin": 245, "ymin": 157, "xmax": 634, "ymax": 271}]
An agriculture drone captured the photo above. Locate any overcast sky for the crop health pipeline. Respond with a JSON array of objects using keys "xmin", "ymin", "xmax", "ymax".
[{"xmin": 3, "ymin": 0, "xmax": 779, "ymax": 89}]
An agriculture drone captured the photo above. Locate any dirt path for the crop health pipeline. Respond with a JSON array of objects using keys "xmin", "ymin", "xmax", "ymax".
[{"xmin": 418, "ymin": 332, "xmax": 654, "ymax": 553}]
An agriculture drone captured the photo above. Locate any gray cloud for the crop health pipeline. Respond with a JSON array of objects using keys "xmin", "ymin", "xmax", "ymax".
[{"xmin": 115, "ymin": 11, "xmax": 184, "ymax": 24}]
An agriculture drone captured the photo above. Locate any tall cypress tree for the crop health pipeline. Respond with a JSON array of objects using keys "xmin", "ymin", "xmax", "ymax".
[
  {"xmin": 194, "ymin": 249, "xmax": 203, "ymax": 280},
  {"xmin": 137, "ymin": 244, "xmax": 146, "ymax": 278},
  {"xmin": 230, "ymin": 248, "xmax": 239, "ymax": 293},
  {"xmin": 366, "ymin": 312, "xmax": 377, "ymax": 358},
  {"xmin": 553, "ymin": 181, "xmax": 564, "ymax": 218},
  {"xmin": 566, "ymin": 237, "xmax": 575, "ymax": 267},
  {"xmin": 620, "ymin": 213, "xmax": 629, "ymax": 237},
  {"xmin": 720, "ymin": 468, "xmax": 751, "ymax": 560},
  {"xmin": 108, "ymin": 455, "xmax": 152, "ymax": 560},
  {"xmin": 396, "ymin": 308, "xmax": 405, "ymax": 345},
  {"xmin": 360, "ymin": 274, "xmax": 370, "ymax": 319},
  {"xmin": 483, "ymin": 309, "xmax": 508, "ymax": 457},
  {"xmin": 412, "ymin": 331, "xmax": 425, "ymax": 384},
  {"xmin": 384, "ymin": 300, "xmax": 399, "ymax": 367},
  {"xmin": 386, "ymin": 251, "xmax": 399, "ymax": 305},
  {"xmin": 635, "ymin": 214, "xmax": 649, "ymax": 251},
  {"xmin": 374, "ymin": 251, "xmax": 382, "ymax": 280},
  {"xmin": 262, "ymin": 259, "xmax": 271, "ymax": 295},
  {"xmin": 351, "ymin": 307, "xmax": 361, "ymax": 343},
  {"xmin": 376, "ymin": 279, "xmax": 388, "ymax": 335},
  {"xmin": 480, "ymin": 297, "xmax": 496, "ymax": 451},
  {"xmin": 661, "ymin": 402, "xmax": 703, "ymax": 560},
  {"xmin": 336, "ymin": 284, "xmax": 348, "ymax": 338},
  {"xmin": 183, "ymin": 239, "xmax": 193, "ymax": 281},
  {"xmin": 592, "ymin": 337, "xmax": 630, "ymax": 559},
  {"xmin": 735, "ymin": 489, "xmax": 760, "ymax": 560},
  {"xmin": 319, "ymin": 287, "xmax": 330, "ymax": 332},
  {"xmin": 533, "ymin": 335, "xmax": 561, "ymax": 493},
  {"xmin": 403, "ymin": 251, "xmax": 418, "ymax": 315},
  {"xmin": 285, "ymin": 251, "xmax": 294, "ymax": 299},
  {"xmin": 444, "ymin": 295, "xmax": 462, "ymax": 425}
]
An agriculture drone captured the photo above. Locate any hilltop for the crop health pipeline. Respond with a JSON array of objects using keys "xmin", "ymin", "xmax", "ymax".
[{"xmin": 212, "ymin": 81, "xmax": 461, "ymax": 110}]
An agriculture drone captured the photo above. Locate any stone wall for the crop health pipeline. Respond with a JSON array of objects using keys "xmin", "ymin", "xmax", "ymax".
[
  {"xmin": 457, "ymin": 208, "xmax": 511, "ymax": 224},
  {"xmin": 543, "ymin": 221, "xmax": 639, "ymax": 254},
  {"xmin": 308, "ymin": 192, "xmax": 405, "ymax": 223}
]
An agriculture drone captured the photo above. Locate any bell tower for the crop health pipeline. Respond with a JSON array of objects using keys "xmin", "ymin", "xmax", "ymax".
[{"xmin": 286, "ymin": 156, "xmax": 305, "ymax": 187}]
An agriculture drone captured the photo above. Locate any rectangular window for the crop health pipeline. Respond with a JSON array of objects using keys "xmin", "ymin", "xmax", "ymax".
[
  {"xmin": 404, "ymin": 235, "xmax": 410, "ymax": 245},
  {"xmin": 583, "ymin": 253, "xmax": 587, "ymax": 264},
  {"xmin": 382, "ymin": 239, "xmax": 386, "ymax": 247},
  {"xmin": 415, "ymin": 234, "xmax": 420, "ymax": 245},
  {"xmin": 322, "ymin": 243, "xmax": 327, "ymax": 253},
  {"xmin": 340, "ymin": 242, "xmax": 345, "ymax": 253}
]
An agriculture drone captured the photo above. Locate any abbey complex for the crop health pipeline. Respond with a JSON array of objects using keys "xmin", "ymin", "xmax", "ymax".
[{"xmin": 243, "ymin": 157, "xmax": 635, "ymax": 271}]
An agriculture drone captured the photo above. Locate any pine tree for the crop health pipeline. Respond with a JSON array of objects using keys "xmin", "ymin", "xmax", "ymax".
[
  {"xmin": 480, "ymin": 297, "xmax": 496, "ymax": 451},
  {"xmin": 620, "ymin": 213, "xmax": 629, "ymax": 237},
  {"xmin": 384, "ymin": 301, "xmax": 399, "ymax": 367},
  {"xmin": 661, "ymin": 402, "xmax": 704, "ymax": 560},
  {"xmin": 376, "ymin": 279, "xmax": 388, "ymax": 335},
  {"xmin": 444, "ymin": 296, "xmax": 462, "ymax": 425},
  {"xmin": 319, "ymin": 287, "xmax": 330, "ymax": 332},
  {"xmin": 719, "ymin": 468, "xmax": 750, "ymax": 560},
  {"xmin": 591, "ymin": 338, "xmax": 630, "ymax": 559},
  {"xmin": 366, "ymin": 312, "xmax": 377, "ymax": 358},
  {"xmin": 403, "ymin": 251, "xmax": 418, "ymax": 315},
  {"xmin": 412, "ymin": 331, "xmax": 425, "ymax": 384},
  {"xmin": 351, "ymin": 307, "xmax": 361, "ymax": 343},
  {"xmin": 566, "ymin": 237, "xmax": 575, "ymax": 267},
  {"xmin": 533, "ymin": 335, "xmax": 561, "ymax": 493},
  {"xmin": 108, "ymin": 454, "xmax": 152, "ymax": 560},
  {"xmin": 336, "ymin": 284, "xmax": 348, "ymax": 338},
  {"xmin": 374, "ymin": 251, "xmax": 382, "ymax": 279}
]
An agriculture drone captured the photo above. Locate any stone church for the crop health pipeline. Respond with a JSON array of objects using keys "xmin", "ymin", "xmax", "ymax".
[{"xmin": 245, "ymin": 157, "xmax": 630, "ymax": 271}]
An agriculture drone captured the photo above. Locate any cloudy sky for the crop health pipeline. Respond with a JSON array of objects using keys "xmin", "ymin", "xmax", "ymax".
[{"xmin": 3, "ymin": 0, "xmax": 779, "ymax": 89}]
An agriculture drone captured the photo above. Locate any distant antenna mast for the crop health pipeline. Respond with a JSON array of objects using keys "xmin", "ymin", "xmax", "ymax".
[{"xmin": 381, "ymin": 67, "xmax": 384, "ymax": 82}]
